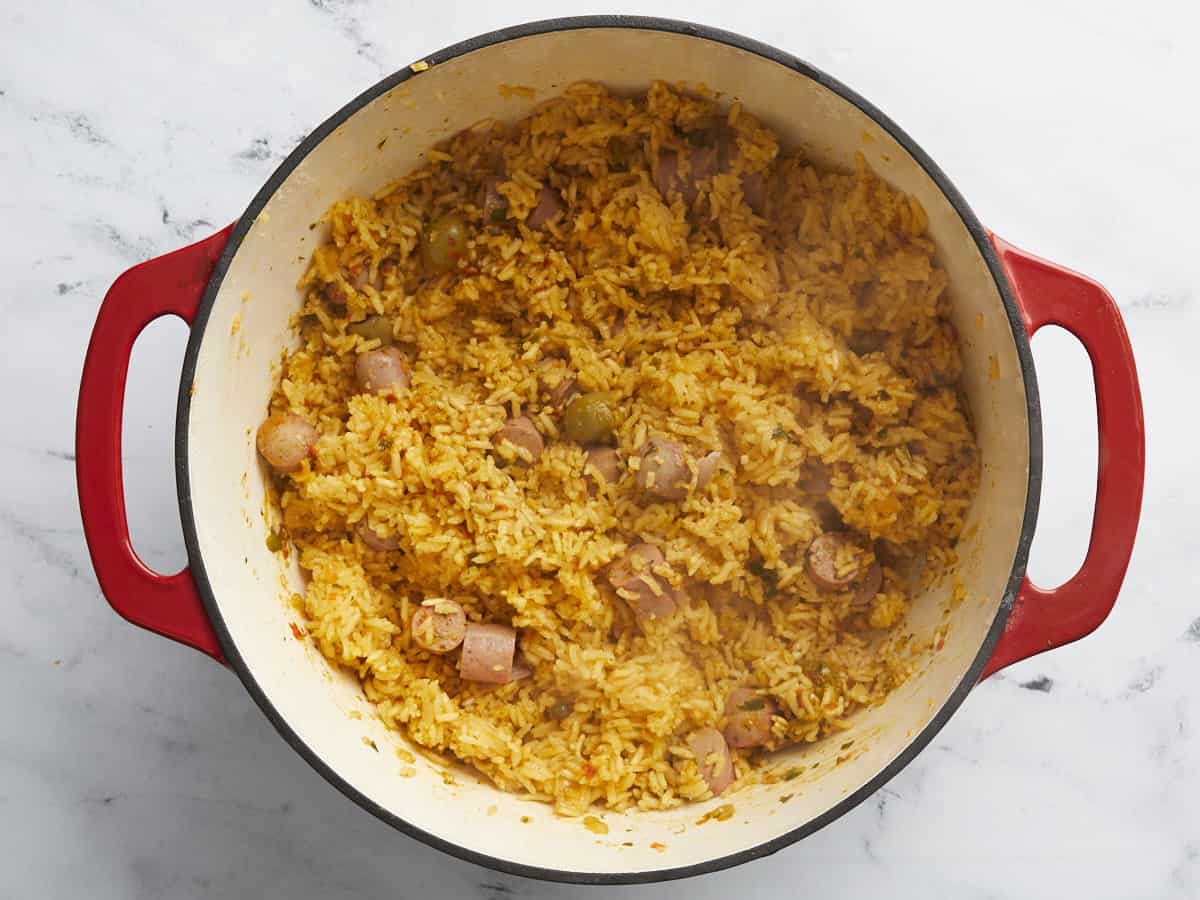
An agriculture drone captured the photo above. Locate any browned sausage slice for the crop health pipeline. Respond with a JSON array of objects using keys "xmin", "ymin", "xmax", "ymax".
[
  {"xmin": 459, "ymin": 623, "xmax": 517, "ymax": 683},
  {"xmin": 740, "ymin": 172, "xmax": 766, "ymax": 214},
  {"xmin": 256, "ymin": 413, "xmax": 318, "ymax": 474},
  {"xmin": 654, "ymin": 149, "xmax": 679, "ymax": 200},
  {"xmin": 655, "ymin": 146, "xmax": 719, "ymax": 205},
  {"xmin": 688, "ymin": 727, "xmax": 735, "ymax": 796},
  {"xmin": 527, "ymin": 186, "xmax": 564, "ymax": 229},
  {"xmin": 805, "ymin": 532, "xmax": 861, "ymax": 591},
  {"xmin": 722, "ymin": 688, "xmax": 778, "ymax": 749},
  {"xmin": 357, "ymin": 519, "xmax": 402, "ymax": 552},
  {"xmin": 355, "ymin": 347, "xmax": 411, "ymax": 395},
  {"xmin": 546, "ymin": 375, "xmax": 580, "ymax": 410},
  {"xmin": 694, "ymin": 451, "xmax": 721, "ymax": 492},
  {"xmin": 411, "ymin": 598, "xmax": 467, "ymax": 653},
  {"xmin": 606, "ymin": 543, "xmax": 677, "ymax": 621},
  {"xmin": 635, "ymin": 438, "xmax": 688, "ymax": 500},
  {"xmin": 494, "ymin": 415, "xmax": 544, "ymax": 465},
  {"xmin": 585, "ymin": 446, "xmax": 622, "ymax": 491},
  {"xmin": 853, "ymin": 561, "xmax": 884, "ymax": 605}
]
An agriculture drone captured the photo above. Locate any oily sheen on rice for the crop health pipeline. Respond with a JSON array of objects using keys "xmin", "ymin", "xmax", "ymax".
[{"xmin": 263, "ymin": 82, "xmax": 980, "ymax": 816}]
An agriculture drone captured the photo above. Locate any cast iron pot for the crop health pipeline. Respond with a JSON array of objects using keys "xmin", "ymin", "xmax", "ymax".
[{"xmin": 76, "ymin": 16, "xmax": 1145, "ymax": 884}]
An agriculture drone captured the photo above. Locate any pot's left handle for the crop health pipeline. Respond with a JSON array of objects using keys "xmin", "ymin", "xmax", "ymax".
[{"xmin": 76, "ymin": 226, "xmax": 234, "ymax": 662}]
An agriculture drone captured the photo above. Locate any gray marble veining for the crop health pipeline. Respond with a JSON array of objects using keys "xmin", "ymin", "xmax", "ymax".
[{"xmin": 3, "ymin": 0, "xmax": 1198, "ymax": 897}]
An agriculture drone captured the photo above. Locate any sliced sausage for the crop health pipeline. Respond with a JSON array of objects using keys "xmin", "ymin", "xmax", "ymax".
[
  {"xmin": 459, "ymin": 623, "xmax": 517, "ymax": 683},
  {"xmin": 853, "ymin": 561, "xmax": 884, "ymax": 605},
  {"xmin": 722, "ymin": 688, "xmax": 778, "ymax": 750},
  {"xmin": 635, "ymin": 438, "xmax": 688, "ymax": 500},
  {"xmin": 689, "ymin": 145, "xmax": 719, "ymax": 183},
  {"xmin": 740, "ymin": 172, "xmax": 766, "ymax": 215},
  {"xmin": 256, "ymin": 413, "xmax": 318, "ymax": 473},
  {"xmin": 546, "ymin": 375, "xmax": 580, "ymax": 410},
  {"xmin": 355, "ymin": 347, "xmax": 410, "ymax": 395},
  {"xmin": 494, "ymin": 415, "xmax": 544, "ymax": 465},
  {"xmin": 411, "ymin": 598, "xmax": 467, "ymax": 653},
  {"xmin": 350, "ymin": 265, "xmax": 375, "ymax": 291},
  {"xmin": 357, "ymin": 519, "xmax": 402, "ymax": 552},
  {"xmin": 527, "ymin": 186, "xmax": 564, "ymax": 229},
  {"xmin": 654, "ymin": 149, "xmax": 679, "ymax": 200},
  {"xmin": 478, "ymin": 175, "xmax": 509, "ymax": 224},
  {"xmin": 694, "ymin": 450, "xmax": 721, "ymax": 493},
  {"xmin": 655, "ymin": 146, "xmax": 718, "ymax": 205},
  {"xmin": 800, "ymin": 462, "xmax": 832, "ymax": 496},
  {"xmin": 585, "ymin": 447, "xmax": 622, "ymax": 491},
  {"xmin": 688, "ymin": 727, "xmax": 735, "ymax": 796},
  {"xmin": 806, "ymin": 532, "xmax": 875, "ymax": 592},
  {"xmin": 606, "ymin": 543, "xmax": 677, "ymax": 621}
]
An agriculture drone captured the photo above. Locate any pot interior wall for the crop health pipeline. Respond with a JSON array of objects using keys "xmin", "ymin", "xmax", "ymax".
[{"xmin": 185, "ymin": 25, "xmax": 1030, "ymax": 876}]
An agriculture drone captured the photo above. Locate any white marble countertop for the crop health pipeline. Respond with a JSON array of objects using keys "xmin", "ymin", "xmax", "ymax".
[{"xmin": 5, "ymin": 1, "xmax": 1198, "ymax": 897}]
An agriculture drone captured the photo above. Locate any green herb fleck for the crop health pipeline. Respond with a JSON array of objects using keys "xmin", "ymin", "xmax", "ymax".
[
  {"xmin": 266, "ymin": 530, "xmax": 283, "ymax": 553},
  {"xmin": 749, "ymin": 560, "xmax": 779, "ymax": 593},
  {"xmin": 376, "ymin": 137, "xmax": 388, "ymax": 150},
  {"xmin": 739, "ymin": 697, "xmax": 767, "ymax": 712},
  {"xmin": 783, "ymin": 767, "xmax": 803, "ymax": 781},
  {"xmin": 772, "ymin": 425, "xmax": 789, "ymax": 440},
  {"xmin": 779, "ymin": 793, "xmax": 794, "ymax": 804},
  {"xmin": 491, "ymin": 208, "xmax": 506, "ymax": 223},
  {"xmin": 377, "ymin": 437, "xmax": 394, "ymax": 452}
]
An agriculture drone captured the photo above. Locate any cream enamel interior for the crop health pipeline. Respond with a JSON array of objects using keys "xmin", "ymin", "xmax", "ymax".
[{"xmin": 185, "ymin": 27, "xmax": 1030, "ymax": 876}]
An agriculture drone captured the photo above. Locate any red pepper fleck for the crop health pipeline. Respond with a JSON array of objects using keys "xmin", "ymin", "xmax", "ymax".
[
  {"xmin": 582, "ymin": 762, "xmax": 596, "ymax": 779},
  {"xmin": 289, "ymin": 622, "xmax": 306, "ymax": 640}
]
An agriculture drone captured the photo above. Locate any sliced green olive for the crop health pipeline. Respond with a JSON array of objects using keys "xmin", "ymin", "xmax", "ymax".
[
  {"xmin": 347, "ymin": 315, "xmax": 395, "ymax": 345},
  {"xmin": 563, "ymin": 391, "xmax": 620, "ymax": 445},
  {"xmin": 421, "ymin": 212, "xmax": 468, "ymax": 273},
  {"xmin": 548, "ymin": 699, "xmax": 573, "ymax": 721}
]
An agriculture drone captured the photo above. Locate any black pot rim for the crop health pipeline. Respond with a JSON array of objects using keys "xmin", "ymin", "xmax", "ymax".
[{"xmin": 176, "ymin": 14, "xmax": 1042, "ymax": 886}]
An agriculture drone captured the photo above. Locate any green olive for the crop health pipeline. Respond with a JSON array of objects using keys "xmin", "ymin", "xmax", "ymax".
[
  {"xmin": 563, "ymin": 391, "xmax": 620, "ymax": 445},
  {"xmin": 347, "ymin": 315, "xmax": 395, "ymax": 345},
  {"xmin": 421, "ymin": 212, "xmax": 468, "ymax": 273}
]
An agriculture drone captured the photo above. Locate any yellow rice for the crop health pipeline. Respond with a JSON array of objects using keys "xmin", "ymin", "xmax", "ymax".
[{"xmin": 266, "ymin": 82, "xmax": 979, "ymax": 815}]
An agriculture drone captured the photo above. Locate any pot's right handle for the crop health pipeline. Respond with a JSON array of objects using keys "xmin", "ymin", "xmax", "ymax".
[
  {"xmin": 76, "ymin": 227, "xmax": 233, "ymax": 662},
  {"xmin": 980, "ymin": 235, "xmax": 1145, "ymax": 679}
]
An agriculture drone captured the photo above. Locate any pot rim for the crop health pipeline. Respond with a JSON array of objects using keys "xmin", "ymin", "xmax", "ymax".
[{"xmin": 175, "ymin": 14, "xmax": 1043, "ymax": 885}]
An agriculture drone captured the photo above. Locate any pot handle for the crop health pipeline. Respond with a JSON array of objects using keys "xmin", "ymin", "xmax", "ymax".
[
  {"xmin": 980, "ymin": 235, "xmax": 1144, "ymax": 679},
  {"xmin": 76, "ymin": 226, "xmax": 234, "ymax": 662}
]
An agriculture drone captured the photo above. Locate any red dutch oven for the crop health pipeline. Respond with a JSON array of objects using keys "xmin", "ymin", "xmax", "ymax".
[{"xmin": 76, "ymin": 17, "xmax": 1144, "ymax": 884}]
